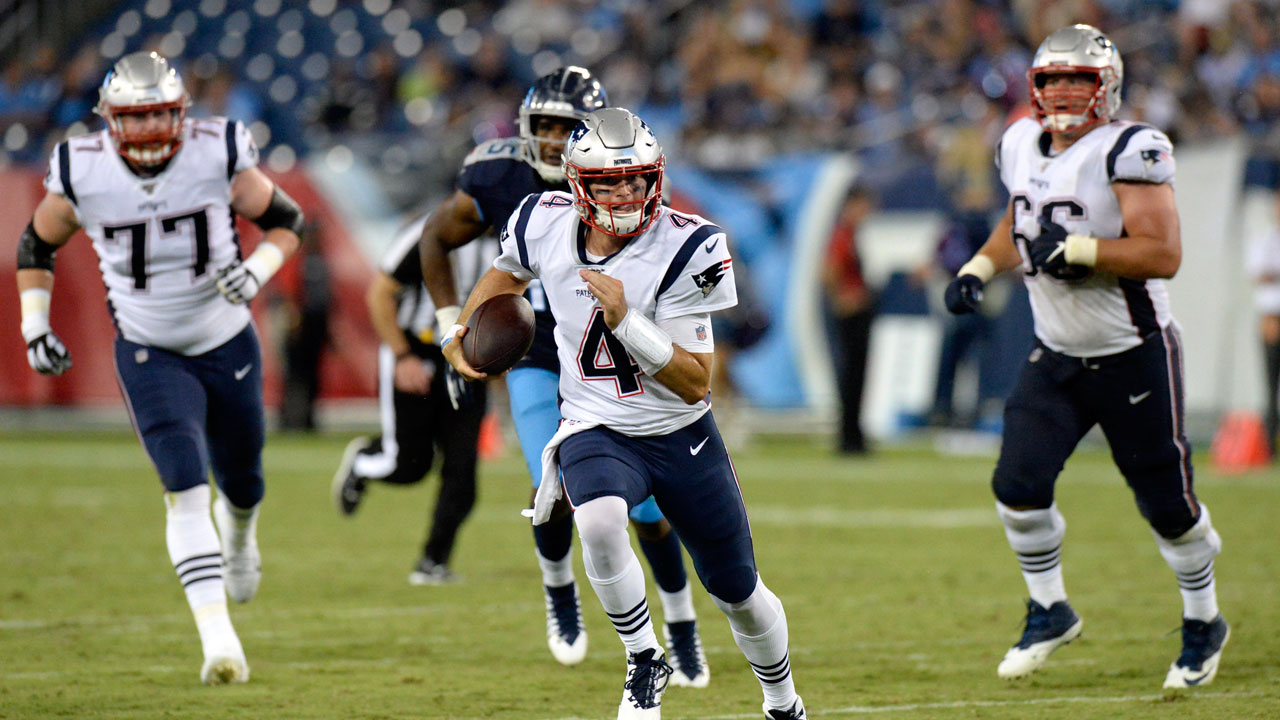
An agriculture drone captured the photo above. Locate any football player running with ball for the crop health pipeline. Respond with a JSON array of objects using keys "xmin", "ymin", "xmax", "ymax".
[
  {"xmin": 414, "ymin": 67, "xmax": 709, "ymax": 684},
  {"xmin": 15, "ymin": 52, "xmax": 304, "ymax": 684},
  {"xmin": 944, "ymin": 25, "xmax": 1228, "ymax": 689},
  {"xmin": 443, "ymin": 108, "xmax": 805, "ymax": 720}
]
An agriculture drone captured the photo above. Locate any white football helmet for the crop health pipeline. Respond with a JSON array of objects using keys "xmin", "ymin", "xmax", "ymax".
[
  {"xmin": 95, "ymin": 51, "xmax": 191, "ymax": 167},
  {"xmin": 562, "ymin": 108, "xmax": 664, "ymax": 238},
  {"xmin": 1028, "ymin": 24, "xmax": 1123, "ymax": 134}
]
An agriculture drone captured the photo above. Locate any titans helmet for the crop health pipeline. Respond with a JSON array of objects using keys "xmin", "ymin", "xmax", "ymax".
[
  {"xmin": 1028, "ymin": 24, "xmax": 1124, "ymax": 134},
  {"xmin": 95, "ymin": 51, "xmax": 191, "ymax": 167},
  {"xmin": 562, "ymin": 107, "xmax": 664, "ymax": 237},
  {"xmin": 518, "ymin": 66, "xmax": 608, "ymax": 183}
]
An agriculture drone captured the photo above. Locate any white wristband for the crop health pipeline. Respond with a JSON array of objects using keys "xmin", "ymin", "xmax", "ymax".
[
  {"xmin": 435, "ymin": 305, "xmax": 461, "ymax": 337},
  {"xmin": 243, "ymin": 241, "xmax": 286, "ymax": 284},
  {"xmin": 957, "ymin": 255, "xmax": 996, "ymax": 283},
  {"xmin": 20, "ymin": 288, "xmax": 52, "ymax": 342},
  {"xmin": 612, "ymin": 309, "xmax": 674, "ymax": 376},
  {"xmin": 1064, "ymin": 234, "xmax": 1098, "ymax": 267},
  {"xmin": 441, "ymin": 323, "xmax": 466, "ymax": 348}
]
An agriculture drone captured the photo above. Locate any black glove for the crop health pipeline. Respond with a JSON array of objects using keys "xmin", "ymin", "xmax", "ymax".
[
  {"xmin": 444, "ymin": 363, "xmax": 475, "ymax": 411},
  {"xmin": 1030, "ymin": 218, "xmax": 1090, "ymax": 281},
  {"xmin": 26, "ymin": 332, "xmax": 72, "ymax": 375},
  {"xmin": 944, "ymin": 274, "xmax": 985, "ymax": 315}
]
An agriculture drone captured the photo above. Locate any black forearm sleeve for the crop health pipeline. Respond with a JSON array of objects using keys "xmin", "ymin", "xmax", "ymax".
[
  {"xmin": 252, "ymin": 186, "xmax": 305, "ymax": 237},
  {"xmin": 17, "ymin": 222, "xmax": 57, "ymax": 271}
]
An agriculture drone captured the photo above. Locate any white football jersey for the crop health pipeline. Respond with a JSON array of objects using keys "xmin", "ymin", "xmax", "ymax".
[
  {"xmin": 495, "ymin": 192, "xmax": 738, "ymax": 436},
  {"xmin": 44, "ymin": 117, "xmax": 259, "ymax": 355},
  {"xmin": 998, "ymin": 118, "xmax": 1178, "ymax": 356}
]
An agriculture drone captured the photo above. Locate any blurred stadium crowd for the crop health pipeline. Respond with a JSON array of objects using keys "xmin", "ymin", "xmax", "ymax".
[{"xmin": 2, "ymin": 0, "xmax": 1279, "ymax": 213}]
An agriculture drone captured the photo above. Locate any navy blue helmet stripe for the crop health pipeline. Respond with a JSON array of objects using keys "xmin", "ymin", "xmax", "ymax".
[
  {"xmin": 1106, "ymin": 125, "xmax": 1150, "ymax": 181},
  {"xmin": 656, "ymin": 224, "xmax": 723, "ymax": 300},
  {"xmin": 225, "ymin": 120, "xmax": 238, "ymax": 181},
  {"xmin": 57, "ymin": 142, "xmax": 76, "ymax": 206},
  {"xmin": 512, "ymin": 193, "xmax": 537, "ymax": 272}
]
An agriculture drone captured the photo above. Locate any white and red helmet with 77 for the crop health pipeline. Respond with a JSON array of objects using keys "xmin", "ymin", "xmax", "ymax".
[
  {"xmin": 94, "ymin": 51, "xmax": 191, "ymax": 167},
  {"xmin": 1028, "ymin": 24, "xmax": 1124, "ymax": 134}
]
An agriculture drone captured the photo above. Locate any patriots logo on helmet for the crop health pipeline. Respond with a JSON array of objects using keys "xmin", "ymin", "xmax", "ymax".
[
  {"xmin": 692, "ymin": 259, "xmax": 732, "ymax": 298},
  {"xmin": 1141, "ymin": 148, "xmax": 1169, "ymax": 169}
]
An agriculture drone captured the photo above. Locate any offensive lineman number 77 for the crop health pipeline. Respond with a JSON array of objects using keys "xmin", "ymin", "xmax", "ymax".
[{"xmin": 103, "ymin": 208, "xmax": 211, "ymax": 290}]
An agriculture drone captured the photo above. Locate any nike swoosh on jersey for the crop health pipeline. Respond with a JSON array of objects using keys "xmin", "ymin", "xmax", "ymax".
[
  {"xmin": 235, "ymin": 364, "xmax": 253, "ymax": 381},
  {"xmin": 704, "ymin": 238, "xmax": 719, "ymax": 253},
  {"xmin": 690, "ymin": 437, "xmax": 709, "ymax": 455},
  {"xmin": 1129, "ymin": 391, "xmax": 1151, "ymax": 405}
]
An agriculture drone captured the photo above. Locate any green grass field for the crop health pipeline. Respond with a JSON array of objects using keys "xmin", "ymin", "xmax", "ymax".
[{"xmin": 2, "ymin": 429, "xmax": 1278, "ymax": 719}]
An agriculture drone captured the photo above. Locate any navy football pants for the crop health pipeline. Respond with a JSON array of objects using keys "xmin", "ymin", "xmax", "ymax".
[
  {"xmin": 114, "ymin": 325, "xmax": 265, "ymax": 509},
  {"xmin": 559, "ymin": 412, "xmax": 758, "ymax": 603},
  {"xmin": 992, "ymin": 326, "xmax": 1200, "ymax": 538}
]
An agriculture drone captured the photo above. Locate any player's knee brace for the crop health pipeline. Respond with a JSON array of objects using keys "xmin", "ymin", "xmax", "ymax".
[
  {"xmin": 1153, "ymin": 502, "xmax": 1221, "ymax": 573},
  {"xmin": 700, "ymin": 561, "xmax": 758, "ymax": 604},
  {"xmin": 573, "ymin": 496, "xmax": 632, "ymax": 579},
  {"xmin": 996, "ymin": 501, "xmax": 1066, "ymax": 554},
  {"xmin": 712, "ymin": 577, "xmax": 782, "ymax": 637}
]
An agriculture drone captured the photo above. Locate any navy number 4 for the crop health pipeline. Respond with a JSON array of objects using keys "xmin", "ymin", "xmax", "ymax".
[{"xmin": 577, "ymin": 308, "xmax": 644, "ymax": 397}]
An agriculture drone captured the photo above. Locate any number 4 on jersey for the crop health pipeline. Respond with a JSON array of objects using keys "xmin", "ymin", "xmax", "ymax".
[{"xmin": 577, "ymin": 308, "xmax": 644, "ymax": 397}]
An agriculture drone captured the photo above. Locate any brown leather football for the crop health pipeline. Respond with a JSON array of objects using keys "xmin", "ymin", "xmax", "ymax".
[{"xmin": 462, "ymin": 293, "xmax": 536, "ymax": 374}]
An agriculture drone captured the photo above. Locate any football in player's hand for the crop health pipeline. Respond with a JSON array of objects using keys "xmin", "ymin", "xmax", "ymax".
[{"xmin": 462, "ymin": 294, "xmax": 535, "ymax": 375}]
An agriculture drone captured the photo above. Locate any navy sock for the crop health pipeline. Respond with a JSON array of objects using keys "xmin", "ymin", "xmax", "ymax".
[
  {"xmin": 533, "ymin": 511, "xmax": 573, "ymax": 562},
  {"xmin": 638, "ymin": 529, "xmax": 688, "ymax": 593}
]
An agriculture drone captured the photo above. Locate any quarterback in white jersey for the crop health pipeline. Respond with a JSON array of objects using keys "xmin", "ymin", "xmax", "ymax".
[
  {"xmin": 494, "ymin": 189, "xmax": 737, "ymax": 435},
  {"xmin": 944, "ymin": 26, "xmax": 1227, "ymax": 690},
  {"xmin": 444, "ymin": 108, "xmax": 804, "ymax": 720},
  {"xmin": 15, "ymin": 52, "xmax": 304, "ymax": 686}
]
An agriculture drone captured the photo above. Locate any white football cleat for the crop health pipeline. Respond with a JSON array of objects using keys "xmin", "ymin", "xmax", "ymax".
[
  {"xmin": 213, "ymin": 496, "xmax": 261, "ymax": 604},
  {"xmin": 201, "ymin": 639, "xmax": 249, "ymax": 685},
  {"xmin": 545, "ymin": 583, "xmax": 588, "ymax": 665},
  {"xmin": 997, "ymin": 600, "xmax": 1083, "ymax": 679},
  {"xmin": 618, "ymin": 648, "xmax": 672, "ymax": 719}
]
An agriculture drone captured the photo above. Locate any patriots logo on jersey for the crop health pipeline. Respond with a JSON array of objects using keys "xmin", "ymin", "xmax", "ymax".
[
  {"xmin": 1141, "ymin": 149, "xmax": 1170, "ymax": 169},
  {"xmin": 692, "ymin": 259, "xmax": 731, "ymax": 298}
]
